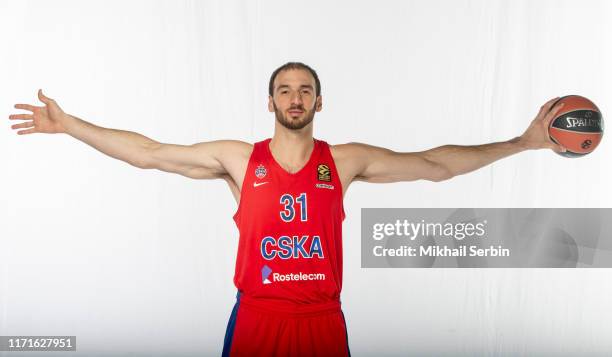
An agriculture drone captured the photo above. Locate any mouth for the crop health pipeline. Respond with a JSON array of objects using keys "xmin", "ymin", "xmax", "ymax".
[{"xmin": 288, "ymin": 110, "xmax": 304, "ymax": 116}]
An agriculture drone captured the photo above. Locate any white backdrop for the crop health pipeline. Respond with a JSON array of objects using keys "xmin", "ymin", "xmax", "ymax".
[{"xmin": 1, "ymin": 0, "xmax": 611, "ymax": 356}]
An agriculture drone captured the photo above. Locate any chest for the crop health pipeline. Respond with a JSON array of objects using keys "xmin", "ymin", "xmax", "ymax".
[{"xmin": 240, "ymin": 161, "xmax": 342, "ymax": 228}]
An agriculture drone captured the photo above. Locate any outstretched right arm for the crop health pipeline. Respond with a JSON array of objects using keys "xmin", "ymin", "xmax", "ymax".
[{"xmin": 9, "ymin": 90, "xmax": 252, "ymax": 181}]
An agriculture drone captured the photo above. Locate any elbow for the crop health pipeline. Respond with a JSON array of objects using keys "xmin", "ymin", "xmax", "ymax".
[
  {"xmin": 133, "ymin": 142, "xmax": 161, "ymax": 169},
  {"xmin": 428, "ymin": 164, "xmax": 454, "ymax": 182},
  {"xmin": 419, "ymin": 152, "xmax": 454, "ymax": 182},
  {"xmin": 135, "ymin": 160, "xmax": 153, "ymax": 169},
  {"xmin": 127, "ymin": 157, "xmax": 153, "ymax": 169}
]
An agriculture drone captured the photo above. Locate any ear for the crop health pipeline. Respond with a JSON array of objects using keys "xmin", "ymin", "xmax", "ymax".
[
  {"xmin": 268, "ymin": 95, "xmax": 274, "ymax": 112},
  {"xmin": 315, "ymin": 96, "xmax": 323, "ymax": 112}
]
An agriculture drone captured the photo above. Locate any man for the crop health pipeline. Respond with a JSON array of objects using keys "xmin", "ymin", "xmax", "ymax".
[{"xmin": 9, "ymin": 62, "xmax": 565, "ymax": 356}]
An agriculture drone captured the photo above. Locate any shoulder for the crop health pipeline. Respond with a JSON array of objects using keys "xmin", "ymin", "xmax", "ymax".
[
  {"xmin": 208, "ymin": 139, "xmax": 254, "ymax": 159},
  {"xmin": 229, "ymin": 139, "xmax": 254, "ymax": 155},
  {"xmin": 329, "ymin": 142, "xmax": 361, "ymax": 156},
  {"xmin": 328, "ymin": 142, "xmax": 377, "ymax": 178},
  {"xmin": 330, "ymin": 142, "xmax": 389, "ymax": 160},
  {"xmin": 218, "ymin": 139, "xmax": 253, "ymax": 150},
  {"xmin": 329, "ymin": 142, "xmax": 400, "ymax": 177}
]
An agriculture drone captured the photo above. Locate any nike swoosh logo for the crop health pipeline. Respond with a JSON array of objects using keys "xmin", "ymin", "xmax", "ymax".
[{"xmin": 253, "ymin": 181, "xmax": 269, "ymax": 187}]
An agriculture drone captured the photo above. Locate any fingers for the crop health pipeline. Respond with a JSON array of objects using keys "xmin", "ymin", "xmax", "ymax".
[
  {"xmin": 11, "ymin": 121, "xmax": 34, "ymax": 130},
  {"xmin": 9, "ymin": 113, "xmax": 34, "ymax": 120},
  {"xmin": 543, "ymin": 102, "xmax": 565, "ymax": 126},
  {"xmin": 537, "ymin": 97, "xmax": 560, "ymax": 117},
  {"xmin": 546, "ymin": 137, "xmax": 567, "ymax": 153},
  {"xmin": 550, "ymin": 143, "xmax": 567, "ymax": 153},
  {"xmin": 544, "ymin": 96, "xmax": 560, "ymax": 109},
  {"xmin": 16, "ymin": 128, "xmax": 37, "ymax": 135},
  {"xmin": 13, "ymin": 103, "xmax": 39, "ymax": 112},
  {"xmin": 38, "ymin": 89, "xmax": 54, "ymax": 105},
  {"xmin": 12, "ymin": 89, "xmax": 52, "ymax": 112}
]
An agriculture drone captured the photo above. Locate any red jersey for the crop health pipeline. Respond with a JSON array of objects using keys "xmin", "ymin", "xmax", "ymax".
[
  {"xmin": 232, "ymin": 137, "xmax": 346, "ymax": 309},
  {"xmin": 223, "ymin": 137, "xmax": 351, "ymax": 357}
]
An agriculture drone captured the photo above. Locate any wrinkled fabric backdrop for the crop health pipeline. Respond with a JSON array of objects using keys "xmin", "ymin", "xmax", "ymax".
[{"xmin": 1, "ymin": 0, "xmax": 610, "ymax": 356}]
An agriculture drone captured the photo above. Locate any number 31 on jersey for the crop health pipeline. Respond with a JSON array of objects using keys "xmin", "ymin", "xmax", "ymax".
[{"xmin": 279, "ymin": 193, "xmax": 307, "ymax": 222}]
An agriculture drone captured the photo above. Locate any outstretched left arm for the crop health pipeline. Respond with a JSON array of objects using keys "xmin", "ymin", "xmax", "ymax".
[{"xmin": 334, "ymin": 97, "xmax": 566, "ymax": 187}]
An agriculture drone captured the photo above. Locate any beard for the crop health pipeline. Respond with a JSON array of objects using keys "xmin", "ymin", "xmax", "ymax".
[{"xmin": 273, "ymin": 101, "xmax": 316, "ymax": 130}]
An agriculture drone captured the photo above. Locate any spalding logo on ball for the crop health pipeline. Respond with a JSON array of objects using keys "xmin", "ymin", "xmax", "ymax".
[{"xmin": 548, "ymin": 95, "xmax": 604, "ymax": 158}]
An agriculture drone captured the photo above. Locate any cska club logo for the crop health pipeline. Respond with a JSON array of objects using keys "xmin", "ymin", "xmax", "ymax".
[
  {"xmin": 255, "ymin": 164, "xmax": 267, "ymax": 179},
  {"xmin": 317, "ymin": 164, "xmax": 331, "ymax": 182}
]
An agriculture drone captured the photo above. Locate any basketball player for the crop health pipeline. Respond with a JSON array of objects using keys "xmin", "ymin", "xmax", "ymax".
[{"xmin": 9, "ymin": 62, "xmax": 566, "ymax": 356}]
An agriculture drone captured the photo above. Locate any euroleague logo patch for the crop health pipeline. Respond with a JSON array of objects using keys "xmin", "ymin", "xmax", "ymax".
[
  {"xmin": 582, "ymin": 139, "xmax": 592, "ymax": 149},
  {"xmin": 255, "ymin": 164, "xmax": 267, "ymax": 179},
  {"xmin": 317, "ymin": 163, "xmax": 331, "ymax": 182}
]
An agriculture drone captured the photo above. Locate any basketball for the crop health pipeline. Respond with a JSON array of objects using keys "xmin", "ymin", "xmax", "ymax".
[{"xmin": 548, "ymin": 95, "xmax": 604, "ymax": 157}]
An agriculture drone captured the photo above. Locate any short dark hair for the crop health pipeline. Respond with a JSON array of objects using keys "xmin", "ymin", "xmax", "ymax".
[{"xmin": 268, "ymin": 62, "xmax": 321, "ymax": 97}]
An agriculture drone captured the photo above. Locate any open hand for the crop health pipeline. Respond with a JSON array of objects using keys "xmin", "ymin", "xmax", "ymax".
[
  {"xmin": 519, "ymin": 97, "xmax": 567, "ymax": 153},
  {"xmin": 9, "ymin": 89, "xmax": 68, "ymax": 135}
]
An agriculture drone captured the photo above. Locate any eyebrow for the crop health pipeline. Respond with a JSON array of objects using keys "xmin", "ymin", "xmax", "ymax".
[{"xmin": 276, "ymin": 84, "xmax": 314, "ymax": 91}]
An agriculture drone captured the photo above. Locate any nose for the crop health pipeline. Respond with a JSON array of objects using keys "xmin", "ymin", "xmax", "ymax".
[{"xmin": 290, "ymin": 91, "xmax": 303, "ymax": 106}]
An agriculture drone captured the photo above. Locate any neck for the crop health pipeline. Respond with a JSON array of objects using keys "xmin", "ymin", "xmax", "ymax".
[{"xmin": 269, "ymin": 126, "xmax": 315, "ymax": 173}]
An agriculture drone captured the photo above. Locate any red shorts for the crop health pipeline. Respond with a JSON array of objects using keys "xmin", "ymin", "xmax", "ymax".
[{"xmin": 222, "ymin": 292, "xmax": 351, "ymax": 357}]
